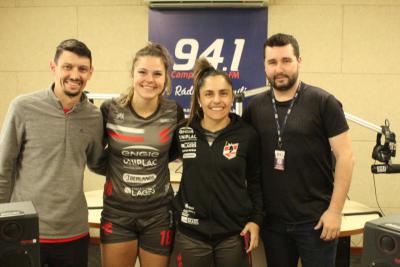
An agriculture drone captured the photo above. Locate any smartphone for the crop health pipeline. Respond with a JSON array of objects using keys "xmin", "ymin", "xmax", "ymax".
[{"xmin": 243, "ymin": 232, "xmax": 250, "ymax": 251}]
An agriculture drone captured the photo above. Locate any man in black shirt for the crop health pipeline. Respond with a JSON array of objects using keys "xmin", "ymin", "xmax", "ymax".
[{"xmin": 243, "ymin": 33, "xmax": 355, "ymax": 267}]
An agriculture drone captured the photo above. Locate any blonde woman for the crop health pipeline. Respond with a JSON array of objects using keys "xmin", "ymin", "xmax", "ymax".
[{"xmin": 98, "ymin": 43, "xmax": 183, "ymax": 267}]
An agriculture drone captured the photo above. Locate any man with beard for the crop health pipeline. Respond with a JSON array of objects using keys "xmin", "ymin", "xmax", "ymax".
[
  {"xmin": 0, "ymin": 39, "xmax": 104, "ymax": 267},
  {"xmin": 243, "ymin": 33, "xmax": 355, "ymax": 267}
]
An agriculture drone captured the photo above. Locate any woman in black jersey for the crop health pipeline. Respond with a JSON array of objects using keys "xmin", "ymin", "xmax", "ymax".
[
  {"xmin": 172, "ymin": 58, "xmax": 263, "ymax": 267},
  {"xmin": 98, "ymin": 43, "xmax": 184, "ymax": 267}
]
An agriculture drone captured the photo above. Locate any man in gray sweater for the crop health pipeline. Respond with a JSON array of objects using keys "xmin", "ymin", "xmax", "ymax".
[{"xmin": 0, "ymin": 39, "xmax": 104, "ymax": 267}]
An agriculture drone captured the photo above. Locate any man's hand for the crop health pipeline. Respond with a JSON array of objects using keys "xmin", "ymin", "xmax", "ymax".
[{"xmin": 314, "ymin": 209, "xmax": 341, "ymax": 241}]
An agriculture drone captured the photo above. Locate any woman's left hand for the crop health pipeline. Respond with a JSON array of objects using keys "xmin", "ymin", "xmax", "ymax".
[{"xmin": 240, "ymin": 222, "xmax": 260, "ymax": 253}]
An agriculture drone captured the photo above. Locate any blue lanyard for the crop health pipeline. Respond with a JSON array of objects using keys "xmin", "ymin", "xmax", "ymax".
[{"xmin": 271, "ymin": 82, "xmax": 302, "ymax": 149}]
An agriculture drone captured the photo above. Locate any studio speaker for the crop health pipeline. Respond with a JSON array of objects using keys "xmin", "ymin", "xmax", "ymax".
[
  {"xmin": 0, "ymin": 201, "xmax": 40, "ymax": 267},
  {"xmin": 361, "ymin": 214, "xmax": 400, "ymax": 267}
]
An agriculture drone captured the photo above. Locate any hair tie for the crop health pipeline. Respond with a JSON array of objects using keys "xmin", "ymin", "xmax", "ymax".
[{"xmin": 198, "ymin": 66, "xmax": 214, "ymax": 79}]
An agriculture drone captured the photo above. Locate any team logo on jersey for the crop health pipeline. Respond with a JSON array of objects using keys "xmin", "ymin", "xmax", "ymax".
[
  {"xmin": 116, "ymin": 112, "xmax": 124, "ymax": 121},
  {"xmin": 223, "ymin": 142, "xmax": 239, "ymax": 160}
]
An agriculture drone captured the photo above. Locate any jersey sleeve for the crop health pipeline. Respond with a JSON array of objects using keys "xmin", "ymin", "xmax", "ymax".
[
  {"xmin": 245, "ymin": 126, "xmax": 264, "ymax": 226},
  {"xmin": 169, "ymin": 118, "xmax": 186, "ymax": 162},
  {"xmin": 100, "ymin": 100, "xmax": 112, "ymax": 142},
  {"xmin": 86, "ymin": 100, "xmax": 110, "ymax": 176}
]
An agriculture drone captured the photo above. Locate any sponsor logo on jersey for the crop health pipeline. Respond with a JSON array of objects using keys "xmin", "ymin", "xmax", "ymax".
[
  {"xmin": 179, "ymin": 127, "xmax": 197, "ymax": 158},
  {"xmin": 223, "ymin": 142, "xmax": 239, "ymax": 159},
  {"xmin": 181, "ymin": 203, "xmax": 199, "ymax": 225},
  {"xmin": 123, "ymin": 173, "xmax": 156, "ymax": 184},
  {"xmin": 181, "ymin": 141, "xmax": 197, "ymax": 158},
  {"xmin": 121, "ymin": 145, "xmax": 160, "ymax": 157},
  {"xmin": 180, "ymin": 142, "xmax": 196, "ymax": 148},
  {"xmin": 178, "ymin": 127, "xmax": 197, "ymax": 141},
  {"xmin": 124, "ymin": 186, "xmax": 156, "ymax": 197},
  {"xmin": 183, "ymin": 153, "xmax": 196, "ymax": 159},
  {"xmin": 121, "ymin": 145, "xmax": 160, "ymax": 169},
  {"xmin": 123, "ymin": 158, "xmax": 157, "ymax": 169}
]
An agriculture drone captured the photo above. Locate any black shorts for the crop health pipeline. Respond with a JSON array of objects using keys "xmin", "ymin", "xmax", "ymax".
[
  {"xmin": 174, "ymin": 230, "xmax": 250, "ymax": 267},
  {"xmin": 100, "ymin": 207, "xmax": 174, "ymax": 256}
]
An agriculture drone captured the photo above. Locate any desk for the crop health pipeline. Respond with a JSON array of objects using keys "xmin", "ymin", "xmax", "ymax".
[
  {"xmin": 340, "ymin": 200, "xmax": 382, "ymax": 236},
  {"xmin": 336, "ymin": 200, "xmax": 381, "ymax": 267}
]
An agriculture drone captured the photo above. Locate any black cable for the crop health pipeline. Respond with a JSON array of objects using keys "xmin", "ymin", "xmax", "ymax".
[{"xmin": 372, "ymin": 161, "xmax": 386, "ymax": 216}]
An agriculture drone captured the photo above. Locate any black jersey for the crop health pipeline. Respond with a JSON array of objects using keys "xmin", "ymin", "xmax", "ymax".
[
  {"xmin": 173, "ymin": 114, "xmax": 263, "ymax": 241},
  {"xmin": 101, "ymin": 97, "xmax": 184, "ymax": 216}
]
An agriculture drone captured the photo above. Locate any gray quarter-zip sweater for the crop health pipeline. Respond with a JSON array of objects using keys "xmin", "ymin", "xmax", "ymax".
[{"xmin": 0, "ymin": 84, "xmax": 104, "ymax": 239}]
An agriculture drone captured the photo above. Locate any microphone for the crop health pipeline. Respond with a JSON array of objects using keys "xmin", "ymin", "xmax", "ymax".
[
  {"xmin": 371, "ymin": 164, "xmax": 400, "ymax": 174},
  {"xmin": 234, "ymin": 92, "xmax": 245, "ymax": 116}
]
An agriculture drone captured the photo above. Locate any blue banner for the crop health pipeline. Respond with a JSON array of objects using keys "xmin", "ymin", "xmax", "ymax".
[{"xmin": 149, "ymin": 8, "xmax": 268, "ymax": 114}]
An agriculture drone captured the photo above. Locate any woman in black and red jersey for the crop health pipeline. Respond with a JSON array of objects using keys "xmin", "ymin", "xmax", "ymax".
[{"xmin": 97, "ymin": 43, "xmax": 184, "ymax": 267}]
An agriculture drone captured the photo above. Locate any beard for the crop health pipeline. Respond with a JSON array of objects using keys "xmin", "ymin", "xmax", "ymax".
[
  {"xmin": 61, "ymin": 79, "xmax": 83, "ymax": 97},
  {"xmin": 267, "ymin": 71, "xmax": 299, "ymax": 92},
  {"xmin": 63, "ymin": 89, "xmax": 81, "ymax": 97}
]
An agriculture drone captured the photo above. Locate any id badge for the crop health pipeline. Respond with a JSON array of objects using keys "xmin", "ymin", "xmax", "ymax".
[{"xmin": 274, "ymin": 149, "xmax": 285, "ymax": 171}]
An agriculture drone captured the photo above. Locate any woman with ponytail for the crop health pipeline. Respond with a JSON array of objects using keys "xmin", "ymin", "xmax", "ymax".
[{"xmin": 172, "ymin": 58, "xmax": 263, "ymax": 267}]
